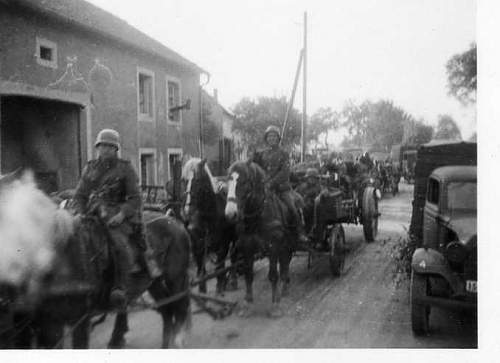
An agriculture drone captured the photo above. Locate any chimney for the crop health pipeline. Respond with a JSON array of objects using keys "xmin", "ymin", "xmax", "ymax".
[{"xmin": 213, "ymin": 89, "xmax": 218, "ymax": 103}]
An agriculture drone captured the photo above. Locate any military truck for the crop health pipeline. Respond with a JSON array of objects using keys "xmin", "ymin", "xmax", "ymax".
[{"xmin": 408, "ymin": 141, "xmax": 477, "ymax": 335}]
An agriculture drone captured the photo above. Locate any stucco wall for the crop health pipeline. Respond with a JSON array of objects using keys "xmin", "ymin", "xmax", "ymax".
[{"xmin": 0, "ymin": 6, "xmax": 201, "ymax": 185}]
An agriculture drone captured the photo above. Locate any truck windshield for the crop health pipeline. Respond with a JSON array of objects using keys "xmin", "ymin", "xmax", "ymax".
[{"xmin": 447, "ymin": 182, "xmax": 477, "ymax": 211}]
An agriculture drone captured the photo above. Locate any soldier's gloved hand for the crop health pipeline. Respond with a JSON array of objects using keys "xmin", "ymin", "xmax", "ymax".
[{"xmin": 107, "ymin": 211, "xmax": 125, "ymax": 227}]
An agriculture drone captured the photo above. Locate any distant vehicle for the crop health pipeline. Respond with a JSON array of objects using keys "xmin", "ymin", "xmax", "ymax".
[
  {"xmin": 402, "ymin": 149, "xmax": 417, "ymax": 183},
  {"xmin": 408, "ymin": 141, "xmax": 477, "ymax": 336},
  {"xmin": 391, "ymin": 144, "xmax": 417, "ymax": 181}
]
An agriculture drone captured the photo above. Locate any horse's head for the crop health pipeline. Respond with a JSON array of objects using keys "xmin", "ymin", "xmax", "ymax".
[
  {"xmin": 224, "ymin": 160, "xmax": 265, "ymax": 223},
  {"xmin": 181, "ymin": 157, "xmax": 218, "ymax": 220},
  {"xmin": 0, "ymin": 170, "xmax": 75, "ymax": 297}
]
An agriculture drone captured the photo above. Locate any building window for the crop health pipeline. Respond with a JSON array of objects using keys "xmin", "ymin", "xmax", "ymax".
[
  {"xmin": 139, "ymin": 149, "xmax": 157, "ymax": 185},
  {"xmin": 137, "ymin": 68, "xmax": 155, "ymax": 122},
  {"xmin": 36, "ymin": 37, "xmax": 57, "ymax": 69},
  {"xmin": 167, "ymin": 148, "xmax": 183, "ymax": 180},
  {"xmin": 166, "ymin": 76, "xmax": 182, "ymax": 124}
]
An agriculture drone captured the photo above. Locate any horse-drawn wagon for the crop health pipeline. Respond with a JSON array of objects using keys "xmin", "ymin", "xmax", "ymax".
[{"xmin": 293, "ymin": 165, "xmax": 380, "ymax": 276}]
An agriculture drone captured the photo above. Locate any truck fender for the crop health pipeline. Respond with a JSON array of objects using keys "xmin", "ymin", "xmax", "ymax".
[{"xmin": 411, "ymin": 248, "xmax": 466, "ymax": 296}]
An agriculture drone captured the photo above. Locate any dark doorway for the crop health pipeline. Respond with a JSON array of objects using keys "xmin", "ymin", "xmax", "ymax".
[{"xmin": 1, "ymin": 96, "xmax": 82, "ymax": 193}]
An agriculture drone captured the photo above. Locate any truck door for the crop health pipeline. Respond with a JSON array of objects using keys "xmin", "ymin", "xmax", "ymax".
[{"xmin": 423, "ymin": 177, "xmax": 440, "ymax": 248}]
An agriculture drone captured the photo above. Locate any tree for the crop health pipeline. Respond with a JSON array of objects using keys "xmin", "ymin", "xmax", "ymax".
[
  {"xmin": 231, "ymin": 96, "xmax": 301, "ymax": 149},
  {"xmin": 308, "ymin": 107, "xmax": 340, "ymax": 147},
  {"xmin": 365, "ymin": 100, "xmax": 407, "ymax": 151},
  {"xmin": 434, "ymin": 114, "xmax": 462, "ymax": 140},
  {"xmin": 340, "ymin": 99, "xmax": 408, "ymax": 151},
  {"xmin": 412, "ymin": 120, "xmax": 434, "ymax": 145},
  {"xmin": 340, "ymin": 100, "xmax": 370, "ymax": 148},
  {"xmin": 446, "ymin": 43, "xmax": 477, "ymax": 106},
  {"xmin": 468, "ymin": 132, "xmax": 477, "ymax": 142}
]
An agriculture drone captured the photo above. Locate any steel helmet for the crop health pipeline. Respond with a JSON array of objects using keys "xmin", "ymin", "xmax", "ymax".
[
  {"xmin": 95, "ymin": 128, "xmax": 120, "ymax": 149},
  {"xmin": 305, "ymin": 168, "xmax": 319, "ymax": 178},
  {"xmin": 264, "ymin": 125, "xmax": 281, "ymax": 142}
]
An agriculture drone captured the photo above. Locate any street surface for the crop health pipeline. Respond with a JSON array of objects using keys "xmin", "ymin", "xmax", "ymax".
[{"xmin": 90, "ymin": 183, "xmax": 477, "ymax": 348}]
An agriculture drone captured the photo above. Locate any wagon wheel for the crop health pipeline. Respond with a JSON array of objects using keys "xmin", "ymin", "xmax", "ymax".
[
  {"xmin": 328, "ymin": 224, "xmax": 345, "ymax": 277},
  {"xmin": 362, "ymin": 186, "xmax": 378, "ymax": 242}
]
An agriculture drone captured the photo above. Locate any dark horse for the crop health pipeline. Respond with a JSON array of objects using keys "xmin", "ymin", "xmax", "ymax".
[
  {"xmin": 224, "ymin": 160, "xmax": 296, "ymax": 317},
  {"xmin": 0, "ymin": 171, "xmax": 191, "ymax": 348},
  {"xmin": 181, "ymin": 158, "xmax": 238, "ymax": 294}
]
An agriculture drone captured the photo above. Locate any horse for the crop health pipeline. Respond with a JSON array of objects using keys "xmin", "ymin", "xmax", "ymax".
[
  {"xmin": 224, "ymin": 160, "xmax": 296, "ymax": 317},
  {"xmin": 0, "ymin": 170, "xmax": 191, "ymax": 348},
  {"xmin": 181, "ymin": 158, "xmax": 238, "ymax": 295}
]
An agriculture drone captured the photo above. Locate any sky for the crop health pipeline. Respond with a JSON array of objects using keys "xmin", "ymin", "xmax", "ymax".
[{"xmin": 87, "ymin": 0, "xmax": 476, "ymax": 141}]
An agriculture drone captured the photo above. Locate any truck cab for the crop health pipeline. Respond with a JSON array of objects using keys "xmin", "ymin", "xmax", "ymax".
[{"xmin": 410, "ymin": 165, "xmax": 477, "ymax": 335}]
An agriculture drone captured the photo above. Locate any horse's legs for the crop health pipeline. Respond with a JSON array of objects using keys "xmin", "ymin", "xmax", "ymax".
[
  {"xmin": 268, "ymin": 239, "xmax": 286, "ymax": 318},
  {"xmin": 159, "ymin": 308, "xmax": 174, "ymax": 348},
  {"xmin": 170, "ymin": 296, "xmax": 191, "ymax": 348},
  {"xmin": 238, "ymin": 241, "xmax": 254, "ymax": 317},
  {"xmin": 227, "ymin": 241, "xmax": 239, "ymax": 291},
  {"xmin": 108, "ymin": 312, "xmax": 128, "ymax": 349},
  {"xmin": 148, "ymin": 278, "xmax": 186, "ymax": 348},
  {"xmin": 36, "ymin": 318, "xmax": 64, "ymax": 348},
  {"xmin": 243, "ymin": 251, "xmax": 254, "ymax": 303},
  {"xmin": 193, "ymin": 236, "xmax": 207, "ymax": 294},
  {"xmin": 268, "ymin": 250, "xmax": 279, "ymax": 304},
  {"xmin": 215, "ymin": 238, "xmax": 229, "ymax": 295},
  {"xmin": 279, "ymin": 246, "xmax": 292, "ymax": 297},
  {"xmin": 72, "ymin": 315, "xmax": 90, "ymax": 349},
  {"xmin": 11, "ymin": 313, "xmax": 33, "ymax": 348}
]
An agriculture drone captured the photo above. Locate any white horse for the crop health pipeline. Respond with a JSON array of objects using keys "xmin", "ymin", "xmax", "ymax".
[{"xmin": 0, "ymin": 170, "xmax": 74, "ymax": 297}]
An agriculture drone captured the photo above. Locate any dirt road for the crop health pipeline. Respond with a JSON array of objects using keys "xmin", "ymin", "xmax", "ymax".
[{"xmin": 90, "ymin": 183, "xmax": 477, "ymax": 348}]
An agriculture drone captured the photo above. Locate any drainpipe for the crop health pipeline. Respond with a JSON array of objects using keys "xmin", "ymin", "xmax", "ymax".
[{"xmin": 199, "ymin": 72, "xmax": 210, "ymax": 158}]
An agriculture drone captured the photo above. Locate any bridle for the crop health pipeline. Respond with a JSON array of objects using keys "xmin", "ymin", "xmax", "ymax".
[
  {"xmin": 182, "ymin": 166, "xmax": 215, "ymax": 219},
  {"xmin": 228, "ymin": 168, "xmax": 265, "ymax": 223}
]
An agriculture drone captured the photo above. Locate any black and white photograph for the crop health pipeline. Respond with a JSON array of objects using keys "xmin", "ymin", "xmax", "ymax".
[{"xmin": 0, "ymin": 0, "xmax": 487, "ymax": 354}]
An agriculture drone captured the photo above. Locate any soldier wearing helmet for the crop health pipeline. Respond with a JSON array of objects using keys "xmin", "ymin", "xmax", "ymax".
[
  {"xmin": 73, "ymin": 129, "xmax": 159, "ymax": 309},
  {"xmin": 359, "ymin": 151, "xmax": 374, "ymax": 171},
  {"xmin": 253, "ymin": 125, "xmax": 308, "ymax": 244},
  {"xmin": 296, "ymin": 168, "xmax": 322, "ymax": 214}
]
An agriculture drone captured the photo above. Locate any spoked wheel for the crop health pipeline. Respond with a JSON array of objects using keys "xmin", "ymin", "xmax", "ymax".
[
  {"xmin": 362, "ymin": 186, "xmax": 379, "ymax": 242},
  {"xmin": 328, "ymin": 224, "xmax": 346, "ymax": 277},
  {"xmin": 410, "ymin": 270, "xmax": 431, "ymax": 335}
]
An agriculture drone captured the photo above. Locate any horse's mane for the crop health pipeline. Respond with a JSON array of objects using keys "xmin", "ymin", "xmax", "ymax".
[
  {"xmin": 181, "ymin": 157, "xmax": 202, "ymax": 180},
  {"xmin": 0, "ymin": 170, "xmax": 74, "ymax": 289},
  {"xmin": 181, "ymin": 157, "xmax": 218, "ymax": 194},
  {"xmin": 229, "ymin": 160, "xmax": 265, "ymax": 186}
]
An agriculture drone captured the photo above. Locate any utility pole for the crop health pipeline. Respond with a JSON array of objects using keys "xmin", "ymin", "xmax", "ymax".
[
  {"xmin": 301, "ymin": 11, "xmax": 307, "ymax": 163},
  {"xmin": 199, "ymin": 86, "xmax": 204, "ymax": 158},
  {"xmin": 280, "ymin": 49, "xmax": 303, "ymax": 145}
]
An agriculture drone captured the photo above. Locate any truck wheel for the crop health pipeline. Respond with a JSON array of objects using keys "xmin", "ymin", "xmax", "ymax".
[
  {"xmin": 411, "ymin": 270, "xmax": 430, "ymax": 335},
  {"xmin": 328, "ymin": 224, "xmax": 345, "ymax": 276},
  {"xmin": 362, "ymin": 186, "xmax": 378, "ymax": 242}
]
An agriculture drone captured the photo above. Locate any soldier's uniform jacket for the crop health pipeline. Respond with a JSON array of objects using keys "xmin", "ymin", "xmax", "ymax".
[
  {"xmin": 254, "ymin": 146, "xmax": 291, "ymax": 193},
  {"xmin": 296, "ymin": 182, "xmax": 322, "ymax": 206},
  {"xmin": 73, "ymin": 157, "xmax": 142, "ymax": 228}
]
